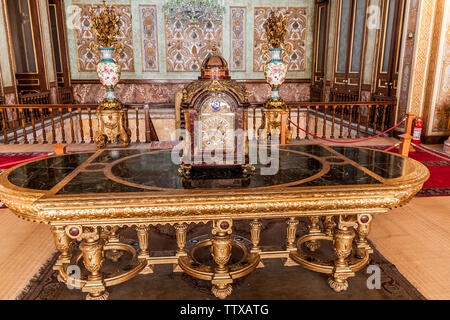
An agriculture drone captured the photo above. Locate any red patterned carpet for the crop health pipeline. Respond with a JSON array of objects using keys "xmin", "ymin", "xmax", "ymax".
[{"xmin": 389, "ymin": 147, "xmax": 450, "ymax": 197}]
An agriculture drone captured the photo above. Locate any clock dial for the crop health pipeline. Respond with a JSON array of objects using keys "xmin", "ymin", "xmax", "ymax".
[{"xmin": 201, "ymin": 116, "xmax": 234, "ymax": 150}]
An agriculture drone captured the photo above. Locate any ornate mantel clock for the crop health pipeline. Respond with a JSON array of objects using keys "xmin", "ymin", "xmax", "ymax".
[{"xmin": 179, "ymin": 46, "xmax": 254, "ymax": 182}]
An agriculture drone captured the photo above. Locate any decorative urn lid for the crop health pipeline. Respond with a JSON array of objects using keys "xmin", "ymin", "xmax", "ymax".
[{"xmin": 199, "ymin": 44, "xmax": 231, "ymax": 80}]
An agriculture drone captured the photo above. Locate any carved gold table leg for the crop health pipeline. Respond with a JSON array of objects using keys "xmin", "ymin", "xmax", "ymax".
[
  {"xmin": 284, "ymin": 217, "xmax": 299, "ymax": 266},
  {"xmin": 79, "ymin": 229, "xmax": 109, "ymax": 300},
  {"xmin": 211, "ymin": 220, "xmax": 233, "ymax": 299},
  {"xmin": 174, "ymin": 223, "xmax": 188, "ymax": 272},
  {"xmin": 306, "ymin": 216, "xmax": 321, "ymax": 252},
  {"xmin": 249, "ymin": 219, "xmax": 262, "ymax": 253},
  {"xmin": 328, "ymin": 219, "xmax": 356, "ymax": 292},
  {"xmin": 52, "ymin": 226, "xmax": 72, "ymax": 266},
  {"xmin": 356, "ymin": 214, "xmax": 373, "ymax": 258},
  {"xmin": 250, "ymin": 219, "xmax": 264, "ymax": 268},
  {"xmin": 323, "ymin": 216, "xmax": 336, "ymax": 236},
  {"xmin": 136, "ymin": 225, "xmax": 153, "ymax": 274}
]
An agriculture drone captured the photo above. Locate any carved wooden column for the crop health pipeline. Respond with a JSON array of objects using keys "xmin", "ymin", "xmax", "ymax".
[
  {"xmin": 210, "ymin": 219, "xmax": 233, "ymax": 299},
  {"xmin": 306, "ymin": 216, "xmax": 321, "ymax": 251},
  {"xmin": 51, "ymin": 226, "xmax": 72, "ymax": 266},
  {"xmin": 356, "ymin": 214, "xmax": 373, "ymax": 258},
  {"xmin": 136, "ymin": 225, "xmax": 153, "ymax": 274},
  {"xmin": 328, "ymin": 217, "xmax": 356, "ymax": 292},
  {"xmin": 79, "ymin": 228, "xmax": 108, "ymax": 300}
]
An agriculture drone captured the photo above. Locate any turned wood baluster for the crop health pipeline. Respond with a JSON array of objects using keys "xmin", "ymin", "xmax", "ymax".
[
  {"xmin": 30, "ymin": 108, "xmax": 37, "ymax": 144},
  {"xmin": 331, "ymin": 105, "xmax": 336, "ymax": 139},
  {"xmin": 372, "ymin": 105, "xmax": 379, "ymax": 134},
  {"xmin": 19, "ymin": 108, "xmax": 28, "ymax": 144},
  {"xmin": 49, "ymin": 108, "xmax": 57, "ymax": 144},
  {"xmin": 78, "ymin": 108, "xmax": 85, "ymax": 143},
  {"xmin": 11, "ymin": 108, "xmax": 18, "ymax": 144},
  {"xmin": 356, "ymin": 106, "xmax": 362, "ymax": 138},
  {"xmin": 380, "ymin": 104, "xmax": 387, "ymax": 132},
  {"xmin": 144, "ymin": 104, "xmax": 150, "ymax": 143},
  {"xmin": 288, "ymin": 106, "xmax": 292, "ymax": 131},
  {"xmin": 322, "ymin": 105, "xmax": 327, "ymax": 138},
  {"xmin": 59, "ymin": 108, "xmax": 66, "ymax": 143},
  {"xmin": 1, "ymin": 109, "xmax": 8, "ymax": 144},
  {"xmin": 68, "ymin": 108, "xmax": 75, "ymax": 143},
  {"xmin": 314, "ymin": 105, "xmax": 319, "ymax": 137},
  {"xmin": 365, "ymin": 105, "xmax": 371, "ymax": 136},
  {"xmin": 339, "ymin": 105, "xmax": 344, "ymax": 139},
  {"xmin": 39, "ymin": 108, "xmax": 47, "ymax": 144},
  {"xmin": 347, "ymin": 105, "xmax": 353, "ymax": 138},
  {"xmin": 305, "ymin": 105, "xmax": 310, "ymax": 139},
  {"xmin": 252, "ymin": 107, "xmax": 256, "ymax": 140},
  {"xmin": 296, "ymin": 107, "xmax": 300, "ymax": 139},
  {"xmin": 87, "ymin": 108, "xmax": 94, "ymax": 143},
  {"xmin": 135, "ymin": 107, "xmax": 140, "ymax": 143}
]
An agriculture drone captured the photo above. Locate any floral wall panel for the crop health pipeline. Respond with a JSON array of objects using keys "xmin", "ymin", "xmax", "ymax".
[
  {"xmin": 140, "ymin": 5, "xmax": 159, "ymax": 72},
  {"xmin": 165, "ymin": 19, "xmax": 223, "ymax": 72},
  {"xmin": 72, "ymin": 4, "xmax": 134, "ymax": 72},
  {"xmin": 230, "ymin": 7, "xmax": 246, "ymax": 72},
  {"xmin": 253, "ymin": 7, "xmax": 307, "ymax": 72}
]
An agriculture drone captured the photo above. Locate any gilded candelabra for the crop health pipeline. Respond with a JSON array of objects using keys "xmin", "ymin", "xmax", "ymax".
[
  {"xmin": 259, "ymin": 11, "xmax": 293, "ymax": 143},
  {"xmin": 90, "ymin": 0, "xmax": 130, "ymax": 148}
]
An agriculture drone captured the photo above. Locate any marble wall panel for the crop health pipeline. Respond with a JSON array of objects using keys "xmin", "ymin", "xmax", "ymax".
[
  {"xmin": 73, "ymin": 82, "xmax": 310, "ymax": 104},
  {"xmin": 253, "ymin": 7, "xmax": 307, "ymax": 72},
  {"xmin": 72, "ymin": 4, "xmax": 134, "ymax": 72}
]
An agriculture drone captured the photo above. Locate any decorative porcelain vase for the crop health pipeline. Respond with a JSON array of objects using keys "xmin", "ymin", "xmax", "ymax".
[
  {"xmin": 96, "ymin": 47, "xmax": 121, "ymax": 101},
  {"xmin": 264, "ymin": 48, "xmax": 288, "ymax": 102},
  {"xmin": 93, "ymin": 47, "xmax": 130, "ymax": 148}
]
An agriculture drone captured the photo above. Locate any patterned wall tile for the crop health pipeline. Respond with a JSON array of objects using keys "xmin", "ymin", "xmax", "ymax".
[
  {"xmin": 253, "ymin": 7, "xmax": 307, "ymax": 72},
  {"xmin": 140, "ymin": 5, "xmax": 159, "ymax": 72},
  {"xmin": 230, "ymin": 7, "xmax": 246, "ymax": 72},
  {"xmin": 165, "ymin": 19, "xmax": 222, "ymax": 72},
  {"xmin": 433, "ymin": 23, "xmax": 450, "ymax": 132},
  {"xmin": 72, "ymin": 4, "xmax": 134, "ymax": 72}
]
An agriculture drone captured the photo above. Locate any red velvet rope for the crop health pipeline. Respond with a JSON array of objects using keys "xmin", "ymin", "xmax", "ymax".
[
  {"xmin": 412, "ymin": 143, "xmax": 450, "ymax": 161},
  {"xmin": 288, "ymin": 118, "xmax": 406, "ymax": 144},
  {"xmin": 384, "ymin": 143, "xmax": 400, "ymax": 152}
]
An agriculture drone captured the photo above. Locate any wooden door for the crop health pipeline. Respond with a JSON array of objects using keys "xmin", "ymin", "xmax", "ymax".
[
  {"xmin": 331, "ymin": 0, "xmax": 367, "ymax": 101},
  {"xmin": 311, "ymin": 1, "xmax": 329, "ymax": 101},
  {"xmin": 373, "ymin": 0, "xmax": 406, "ymax": 100}
]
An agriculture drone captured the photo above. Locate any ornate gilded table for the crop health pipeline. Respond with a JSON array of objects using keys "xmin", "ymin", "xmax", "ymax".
[{"xmin": 0, "ymin": 144, "xmax": 429, "ymax": 299}]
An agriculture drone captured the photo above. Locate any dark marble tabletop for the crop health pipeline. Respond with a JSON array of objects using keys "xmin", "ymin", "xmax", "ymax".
[{"xmin": 5, "ymin": 144, "xmax": 410, "ymax": 195}]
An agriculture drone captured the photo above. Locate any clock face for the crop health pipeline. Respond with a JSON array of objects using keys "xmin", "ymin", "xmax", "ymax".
[{"xmin": 201, "ymin": 115, "xmax": 234, "ymax": 150}]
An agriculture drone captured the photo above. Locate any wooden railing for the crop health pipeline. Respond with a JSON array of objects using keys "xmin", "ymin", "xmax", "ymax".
[
  {"xmin": 19, "ymin": 91, "xmax": 50, "ymax": 104},
  {"xmin": 0, "ymin": 101, "xmax": 396, "ymax": 144},
  {"xmin": 0, "ymin": 103, "xmax": 159, "ymax": 144},
  {"xmin": 249, "ymin": 101, "xmax": 397, "ymax": 140},
  {"xmin": 58, "ymin": 87, "xmax": 74, "ymax": 104},
  {"xmin": 330, "ymin": 88, "xmax": 359, "ymax": 102}
]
